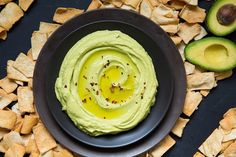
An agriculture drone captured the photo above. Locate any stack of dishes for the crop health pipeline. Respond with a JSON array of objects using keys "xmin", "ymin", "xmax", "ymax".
[{"xmin": 33, "ymin": 9, "xmax": 186, "ymax": 157}]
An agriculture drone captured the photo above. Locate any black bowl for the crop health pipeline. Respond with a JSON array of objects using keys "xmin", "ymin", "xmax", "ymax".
[{"xmin": 34, "ymin": 9, "xmax": 186, "ymax": 155}]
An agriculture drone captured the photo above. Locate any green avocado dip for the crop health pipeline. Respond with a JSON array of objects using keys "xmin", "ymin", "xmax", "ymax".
[{"xmin": 55, "ymin": 30, "xmax": 158, "ymax": 136}]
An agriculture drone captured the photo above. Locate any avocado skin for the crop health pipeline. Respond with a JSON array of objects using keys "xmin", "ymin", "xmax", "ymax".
[
  {"xmin": 185, "ymin": 37, "xmax": 236, "ymax": 72},
  {"xmin": 207, "ymin": 0, "xmax": 236, "ymax": 36}
]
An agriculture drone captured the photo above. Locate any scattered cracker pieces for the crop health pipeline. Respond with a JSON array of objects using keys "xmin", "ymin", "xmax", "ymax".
[
  {"xmin": 4, "ymin": 143, "xmax": 25, "ymax": 157},
  {"xmin": 184, "ymin": 61, "xmax": 195, "ymax": 75},
  {"xmin": 53, "ymin": 7, "xmax": 84, "ymax": 24},
  {"xmin": 31, "ymin": 31, "xmax": 48, "ymax": 61},
  {"xmin": 87, "ymin": 0, "xmax": 103, "ymax": 11},
  {"xmin": 150, "ymin": 135, "xmax": 176, "ymax": 157},
  {"xmin": 21, "ymin": 115, "xmax": 38, "ymax": 134},
  {"xmin": 17, "ymin": 87, "xmax": 34, "ymax": 113},
  {"xmin": 140, "ymin": 0, "xmax": 153, "ymax": 18},
  {"xmin": 183, "ymin": 90, "xmax": 202, "ymax": 117},
  {"xmin": 7, "ymin": 60, "xmax": 29, "ymax": 82},
  {"xmin": 171, "ymin": 117, "xmax": 189, "ymax": 137},
  {"xmin": 179, "ymin": 5, "xmax": 206, "ymax": 23},
  {"xmin": 0, "ymin": 26, "xmax": 7, "ymax": 40},
  {"xmin": 170, "ymin": 35, "xmax": 182, "ymax": 45},
  {"xmin": 19, "ymin": 0, "xmax": 34, "ymax": 12},
  {"xmin": 0, "ymin": 110, "xmax": 17, "ymax": 130},
  {"xmin": 122, "ymin": 0, "xmax": 142, "ymax": 8}
]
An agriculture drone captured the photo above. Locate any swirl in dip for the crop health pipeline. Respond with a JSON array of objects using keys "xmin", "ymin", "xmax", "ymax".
[{"xmin": 55, "ymin": 30, "xmax": 158, "ymax": 136}]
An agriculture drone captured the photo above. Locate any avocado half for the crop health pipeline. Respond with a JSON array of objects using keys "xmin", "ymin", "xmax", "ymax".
[
  {"xmin": 185, "ymin": 37, "xmax": 236, "ymax": 72},
  {"xmin": 207, "ymin": 0, "xmax": 236, "ymax": 36}
]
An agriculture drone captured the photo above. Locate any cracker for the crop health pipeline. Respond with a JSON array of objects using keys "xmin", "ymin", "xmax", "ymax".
[
  {"xmin": 170, "ymin": 35, "xmax": 182, "ymax": 45},
  {"xmin": 160, "ymin": 24, "xmax": 179, "ymax": 34},
  {"xmin": 31, "ymin": 31, "xmax": 48, "ymax": 61},
  {"xmin": 12, "ymin": 115, "xmax": 23, "ymax": 133},
  {"xmin": 184, "ymin": 61, "xmax": 195, "ymax": 75},
  {"xmin": 42, "ymin": 150, "xmax": 54, "ymax": 157},
  {"xmin": 180, "ymin": 5, "xmax": 206, "ymax": 23},
  {"xmin": 122, "ymin": 0, "xmax": 142, "ymax": 8},
  {"xmin": 151, "ymin": 12, "xmax": 179, "ymax": 25},
  {"xmin": 0, "ymin": 2, "xmax": 24, "ymax": 30},
  {"xmin": 21, "ymin": 115, "xmax": 39, "ymax": 134},
  {"xmin": 171, "ymin": 117, "xmax": 189, "ymax": 137},
  {"xmin": 7, "ymin": 60, "xmax": 29, "ymax": 82},
  {"xmin": 215, "ymin": 71, "xmax": 233, "ymax": 81},
  {"xmin": 53, "ymin": 7, "xmax": 84, "ymax": 24},
  {"xmin": 168, "ymin": 0, "xmax": 186, "ymax": 10},
  {"xmin": 13, "ymin": 53, "xmax": 35, "ymax": 78},
  {"xmin": 187, "ymin": 72, "xmax": 215, "ymax": 91},
  {"xmin": 4, "ymin": 143, "xmax": 25, "ymax": 157},
  {"xmin": 221, "ymin": 142, "xmax": 236, "ymax": 157},
  {"xmin": 140, "ymin": 0, "xmax": 153, "ymax": 18},
  {"xmin": 2, "ymin": 131, "xmax": 24, "ymax": 150},
  {"xmin": 19, "ymin": 0, "xmax": 34, "ymax": 12},
  {"xmin": 193, "ymin": 151, "xmax": 205, "ymax": 157},
  {"xmin": 0, "ymin": 0, "xmax": 12, "ymax": 5},
  {"xmin": 150, "ymin": 135, "xmax": 176, "ymax": 156},
  {"xmin": 148, "ymin": 0, "xmax": 160, "ymax": 7},
  {"xmin": 11, "ymin": 103, "xmax": 21, "ymax": 115},
  {"xmin": 0, "ymin": 110, "xmax": 17, "ymax": 130},
  {"xmin": 17, "ymin": 87, "xmax": 35, "ymax": 113},
  {"xmin": 39, "ymin": 22, "xmax": 61, "ymax": 36},
  {"xmin": 0, "ymin": 77, "xmax": 17, "ymax": 93},
  {"xmin": 103, "ymin": 0, "xmax": 123, "ymax": 7},
  {"xmin": 87, "ymin": 0, "xmax": 103, "ymax": 11},
  {"xmin": 0, "ymin": 140, "xmax": 6, "ymax": 153},
  {"xmin": 0, "ymin": 94, "xmax": 12, "ymax": 109},
  {"xmin": 120, "ymin": 4, "xmax": 137, "ymax": 11},
  {"xmin": 200, "ymin": 90, "xmax": 210, "ymax": 97},
  {"xmin": 26, "ymin": 135, "xmax": 39, "ymax": 154},
  {"xmin": 0, "ymin": 26, "xmax": 7, "ymax": 40},
  {"xmin": 194, "ymin": 26, "xmax": 207, "ymax": 40},
  {"xmin": 220, "ymin": 114, "xmax": 236, "ymax": 133},
  {"xmin": 223, "ymin": 128, "xmax": 236, "ymax": 142},
  {"xmin": 0, "ymin": 128, "xmax": 9, "ymax": 140},
  {"xmin": 14, "ymin": 80, "xmax": 24, "ymax": 86},
  {"xmin": 33, "ymin": 123, "xmax": 57, "ymax": 154},
  {"xmin": 53, "ymin": 145, "xmax": 73, "ymax": 157},
  {"xmin": 28, "ymin": 78, "xmax": 33, "ymax": 88},
  {"xmin": 21, "ymin": 134, "xmax": 32, "ymax": 146},
  {"xmin": 220, "ymin": 140, "xmax": 234, "ymax": 154},
  {"xmin": 177, "ymin": 42, "xmax": 186, "ymax": 61},
  {"xmin": 159, "ymin": 0, "xmax": 170, "ymax": 4},
  {"xmin": 177, "ymin": 22, "xmax": 201, "ymax": 44},
  {"xmin": 27, "ymin": 49, "xmax": 33, "ymax": 61},
  {"xmin": 29, "ymin": 152, "xmax": 40, "ymax": 157},
  {"xmin": 183, "ymin": 90, "xmax": 202, "ymax": 117},
  {"xmin": 224, "ymin": 108, "xmax": 236, "ymax": 118},
  {"xmin": 199, "ymin": 129, "xmax": 224, "ymax": 157}
]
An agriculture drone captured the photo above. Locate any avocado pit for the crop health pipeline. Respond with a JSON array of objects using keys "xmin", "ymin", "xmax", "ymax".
[{"xmin": 217, "ymin": 4, "xmax": 236, "ymax": 25}]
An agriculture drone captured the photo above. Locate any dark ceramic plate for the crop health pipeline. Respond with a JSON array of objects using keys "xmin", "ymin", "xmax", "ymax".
[{"xmin": 33, "ymin": 9, "xmax": 186, "ymax": 156}]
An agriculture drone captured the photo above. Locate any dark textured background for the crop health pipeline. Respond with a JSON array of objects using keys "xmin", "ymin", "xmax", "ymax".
[{"xmin": 0, "ymin": 0, "xmax": 235, "ymax": 156}]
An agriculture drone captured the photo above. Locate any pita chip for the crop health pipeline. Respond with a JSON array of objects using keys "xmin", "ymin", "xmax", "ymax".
[
  {"xmin": 220, "ymin": 140, "xmax": 234, "ymax": 154},
  {"xmin": 122, "ymin": 0, "xmax": 142, "ymax": 8},
  {"xmin": 194, "ymin": 26, "xmax": 207, "ymax": 40},
  {"xmin": 183, "ymin": 90, "xmax": 202, "ymax": 117},
  {"xmin": 12, "ymin": 115, "xmax": 23, "ymax": 133},
  {"xmin": 53, "ymin": 145, "xmax": 73, "ymax": 157},
  {"xmin": 31, "ymin": 31, "xmax": 48, "ymax": 61},
  {"xmin": 150, "ymin": 135, "xmax": 176, "ymax": 156},
  {"xmin": 171, "ymin": 117, "xmax": 189, "ymax": 137},
  {"xmin": 168, "ymin": 0, "xmax": 186, "ymax": 10},
  {"xmin": 0, "ymin": 0, "xmax": 12, "ymax": 5},
  {"xmin": 148, "ymin": 0, "xmax": 160, "ymax": 7},
  {"xmin": 19, "ymin": 0, "xmax": 34, "ymax": 12},
  {"xmin": 151, "ymin": 12, "xmax": 179, "ymax": 25},
  {"xmin": 140, "ymin": 0, "xmax": 153, "ymax": 18},
  {"xmin": 0, "ymin": 26, "xmax": 7, "ymax": 40},
  {"xmin": 28, "ymin": 78, "xmax": 33, "ymax": 88},
  {"xmin": 170, "ymin": 35, "xmax": 182, "ymax": 45},
  {"xmin": 0, "ymin": 94, "xmax": 12, "ymax": 109},
  {"xmin": 11, "ymin": 103, "xmax": 21, "ymax": 115},
  {"xmin": 0, "ymin": 2, "xmax": 24, "ymax": 30},
  {"xmin": 13, "ymin": 53, "xmax": 35, "ymax": 78},
  {"xmin": 33, "ymin": 123, "xmax": 57, "ymax": 154},
  {"xmin": 27, "ymin": 49, "xmax": 33, "ymax": 61},
  {"xmin": 184, "ymin": 61, "xmax": 195, "ymax": 75},
  {"xmin": 4, "ymin": 143, "xmax": 25, "ymax": 157},
  {"xmin": 193, "ymin": 152, "xmax": 205, "ymax": 157},
  {"xmin": 0, "ymin": 128, "xmax": 9, "ymax": 140},
  {"xmin": 200, "ymin": 90, "xmax": 210, "ymax": 97},
  {"xmin": 215, "ymin": 71, "xmax": 233, "ymax": 81},
  {"xmin": 26, "ymin": 135, "xmax": 39, "ymax": 154},
  {"xmin": 21, "ymin": 115, "xmax": 39, "ymax": 134},
  {"xmin": 2, "ymin": 131, "xmax": 24, "ymax": 150},
  {"xmin": 199, "ymin": 129, "xmax": 223, "ymax": 157},
  {"xmin": 0, "ymin": 110, "xmax": 16, "ymax": 130},
  {"xmin": 0, "ymin": 77, "xmax": 17, "ymax": 93},
  {"xmin": 29, "ymin": 152, "xmax": 40, "ymax": 157},
  {"xmin": 223, "ymin": 129, "xmax": 236, "ymax": 142},
  {"xmin": 160, "ymin": 24, "xmax": 179, "ymax": 34},
  {"xmin": 7, "ymin": 60, "xmax": 29, "ymax": 82},
  {"xmin": 159, "ymin": 0, "xmax": 170, "ymax": 4},
  {"xmin": 220, "ymin": 114, "xmax": 236, "ymax": 133},
  {"xmin": 187, "ymin": 72, "xmax": 215, "ymax": 91},
  {"xmin": 39, "ymin": 22, "xmax": 61, "ymax": 36},
  {"xmin": 221, "ymin": 142, "xmax": 236, "ymax": 157},
  {"xmin": 17, "ymin": 87, "xmax": 35, "ymax": 113},
  {"xmin": 53, "ymin": 7, "xmax": 84, "ymax": 24},
  {"xmin": 177, "ymin": 22, "xmax": 201, "ymax": 44},
  {"xmin": 102, "ymin": 0, "xmax": 123, "ymax": 7},
  {"xmin": 180, "ymin": 5, "xmax": 206, "ymax": 23},
  {"xmin": 87, "ymin": 0, "xmax": 103, "ymax": 11},
  {"xmin": 177, "ymin": 42, "xmax": 186, "ymax": 61}
]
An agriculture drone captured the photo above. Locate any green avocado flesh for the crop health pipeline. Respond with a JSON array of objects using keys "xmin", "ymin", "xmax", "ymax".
[
  {"xmin": 185, "ymin": 37, "xmax": 236, "ymax": 72},
  {"xmin": 207, "ymin": 0, "xmax": 236, "ymax": 36}
]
